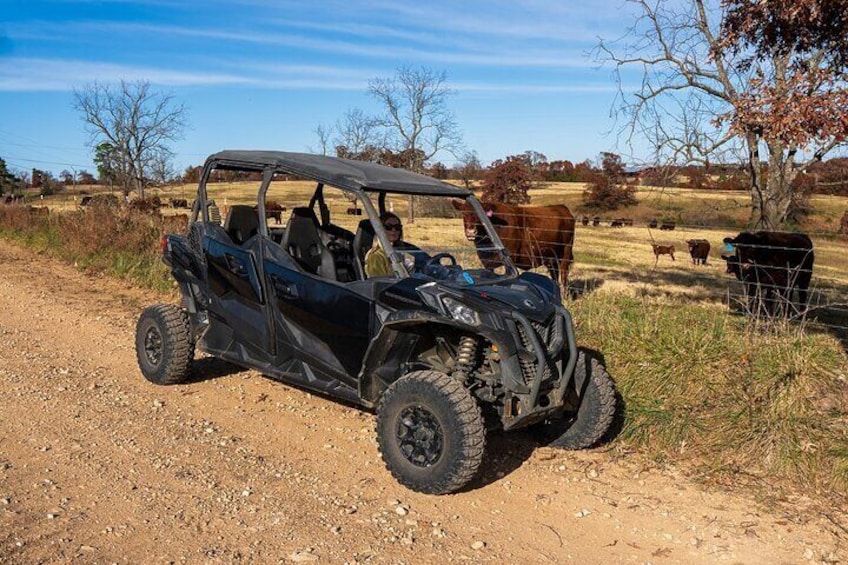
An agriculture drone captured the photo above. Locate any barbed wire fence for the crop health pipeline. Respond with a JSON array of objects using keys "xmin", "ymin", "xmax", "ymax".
[
  {"xmin": 2, "ymin": 190, "xmax": 847, "ymax": 337},
  {"xmin": 443, "ymin": 208, "xmax": 848, "ymax": 338}
]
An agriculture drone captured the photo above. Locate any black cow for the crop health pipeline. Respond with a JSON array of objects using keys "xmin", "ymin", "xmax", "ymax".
[
  {"xmin": 721, "ymin": 231, "xmax": 814, "ymax": 317},
  {"xmin": 685, "ymin": 239, "xmax": 710, "ymax": 265},
  {"xmin": 659, "ymin": 221, "xmax": 676, "ymax": 231},
  {"xmin": 581, "ymin": 215, "xmax": 589, "ymax": 226}
]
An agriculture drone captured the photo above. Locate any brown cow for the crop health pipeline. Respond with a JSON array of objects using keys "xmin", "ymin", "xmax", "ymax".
[
  {"xmin": 651, "ymin": 243, "xmax": 675, "ymax": 266},
  {"xmin": 452, "ymin": 200, "xmax": 575, "ymax": 288},
  {"xmin": 26, "ymin": 205, "xmax": 49, "ymax": 216},
  {"xmin": 686, "ymin": 239, "xmax": 710, "ymax": 265},
  {"xmin": 257, "ymin": 200, "xmax": 286, "ymax": 224}
]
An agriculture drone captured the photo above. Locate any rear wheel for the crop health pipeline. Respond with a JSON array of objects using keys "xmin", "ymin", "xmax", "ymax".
[
  {"xmin": 376, "ymin": 370, "xmax": 485, "ymax": 495},
  {"xmin": 541, "ymin": 351, "xmax": 617, "ymax": 449},
  {"xmin": 135, "ymin": 304, "xmax": 194, "ymax": 385}
]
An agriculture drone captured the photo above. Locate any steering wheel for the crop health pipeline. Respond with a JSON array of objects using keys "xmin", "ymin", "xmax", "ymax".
[
  {"xmin": 425, "ymin": 253, "xmax": 458, "ymax": 269},
  {"xmin": 424, "ymin": 253, "xmax": 461, "ymax": 280}
]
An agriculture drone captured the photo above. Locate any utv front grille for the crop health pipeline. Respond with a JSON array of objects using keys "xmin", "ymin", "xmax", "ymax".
[{"xmin": 515, "ymin": 313, "xmax": 561, "ymax": 387}]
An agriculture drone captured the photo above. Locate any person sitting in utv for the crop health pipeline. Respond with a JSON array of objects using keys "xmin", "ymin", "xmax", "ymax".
[{"xmin": 364, "ymin": 212, "xmax": 430, "ymax": 277}]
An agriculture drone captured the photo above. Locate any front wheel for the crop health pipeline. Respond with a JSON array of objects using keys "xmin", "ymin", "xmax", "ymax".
[
  {"xmin": 540, "ymin": 351, "xmax": 617, "ymax": 449},
  {"xmin": 376, "ymin": 370, "xmax": 486, "ymax": 495},
  {"xmin": 135, "ymin": 304, "xmax": 194, "ymax": 385}
]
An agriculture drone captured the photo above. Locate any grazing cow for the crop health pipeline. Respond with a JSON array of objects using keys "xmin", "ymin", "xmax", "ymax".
[
  {"xmin": 721, "ymin": 231, "xmax": 814, "ymax": 316},
  {"xmin": 581, "ymin": 215, "xmax": 589, "ymax": 226},
  {"xmin": 452, "ymin": 200, "xmax": 575, "ymax": 288},
  {"xmin": 592, "ymin": 216, "xmax": 601, "ymax": 227},
  {"xmin": 659, "ymin": 221, "xmax": 676, "ymax": 231},
  {"xmin": 623, "ymin": 218, "xmax": 634, "ymax": 227},
  {"xmin": 128, "ymin": 198, "xmax": 161, "ymax": 213},
  {"xmin": 170, "ymin": 198, "xmax": 189, "ymax": 208},
  {"xmin": 259, "ymin": 200, "xmax": 286, "ymax": 224},
  {"xmin": 686, "ymin": 239, "xmax": 710, "ymax": 265},
  {"xmin": 90, "ymin": 194, "xmax": 120, "ymax": 208},
  {"xmin": 610, "ymin": 219, "xmax": 624, "ymax": 228},
  {"xmin": 346, "ymin": 207, "xmax": 363, "ymax": 215},
  {"xmin": 27, "ymin": 205, "xmax": 49, "ymax": 216},
  {"xmin": 80, "ymin": 196, "xmax": 93, "ymax": 206},
  {"xmin": 651, "ymin": 243, "xmax": 675, "ymax": 266},
  {"xmin": 841, "ymin": 210, "xmax": 848, "ymax": 236},
  {"xmin": 648, "ymin": 219, "xmax": 658, "ymax": 229}
]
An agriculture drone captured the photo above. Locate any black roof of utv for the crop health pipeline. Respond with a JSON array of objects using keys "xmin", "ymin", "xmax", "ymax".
[{"xmin": 206, "ymin": 150, "xmax": 471, "ymax": 197}]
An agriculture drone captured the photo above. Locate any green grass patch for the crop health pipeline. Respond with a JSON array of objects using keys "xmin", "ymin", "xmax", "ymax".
[{"xmin": 570, "ymin": 292, "xmax": 848, "ymax": 498}]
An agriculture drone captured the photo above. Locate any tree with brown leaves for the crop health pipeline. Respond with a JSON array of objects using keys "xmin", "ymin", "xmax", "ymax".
[
  {"xmin": 601, "ymin": 0, "xmax": 848, "ymax": 229},
  {"xmin": 481, "ymin": 156, "xmax": 535, "ymax": 205},
  {"xmin": 582, "ymin": 152, "xmax": 638, "ymax": 211}
]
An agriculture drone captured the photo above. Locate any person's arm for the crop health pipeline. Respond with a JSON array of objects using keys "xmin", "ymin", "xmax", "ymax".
[{"xmin": 364, "ymin": 245, "xmax": 392, "ymax": 277}]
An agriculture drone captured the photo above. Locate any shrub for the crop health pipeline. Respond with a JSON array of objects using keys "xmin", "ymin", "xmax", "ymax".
[
  {"xmin": 582, "ymin": 152, "xmax": 638, "ymax": 210},
  {"xmin": 481, "ymin": 156, "xmax": 534, "ymax": 204}
]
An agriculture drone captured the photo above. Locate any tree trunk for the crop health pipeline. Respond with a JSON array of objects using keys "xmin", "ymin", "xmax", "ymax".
[{"xmin": 748, "ymin": 136, "xmax": 798, "ymax": 230}]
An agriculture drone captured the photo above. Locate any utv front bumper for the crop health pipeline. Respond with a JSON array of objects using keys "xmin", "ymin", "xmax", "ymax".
[{"xmin": 499, "ymin": 305, "xmax": 578, "ymax": 430}]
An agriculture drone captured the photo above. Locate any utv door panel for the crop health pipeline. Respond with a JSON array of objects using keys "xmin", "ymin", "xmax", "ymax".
[
  {"xmin": 203, "ymin": 237, "xmax": 272, "ymax": 353},
  {"xmin": 264, "ymin": 261, "xmax": 372, "ymax": 381}
]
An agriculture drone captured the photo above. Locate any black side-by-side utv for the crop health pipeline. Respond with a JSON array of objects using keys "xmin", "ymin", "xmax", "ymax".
[{"xmin": 136, "ymin": 150, "xmax": 617, "ymax": 494}]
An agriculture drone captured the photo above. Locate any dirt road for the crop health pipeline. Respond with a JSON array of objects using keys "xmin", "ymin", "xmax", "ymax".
[{"xmin": 0, "ymin": 242, "xmax": 843, "ymax": 564}]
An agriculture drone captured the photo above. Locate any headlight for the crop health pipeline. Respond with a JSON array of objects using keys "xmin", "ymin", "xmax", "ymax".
[{"xmin": 442, "ymin": 296, "xmax": 480, "ymax": 326}]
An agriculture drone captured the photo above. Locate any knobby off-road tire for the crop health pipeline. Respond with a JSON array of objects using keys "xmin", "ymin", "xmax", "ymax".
[
  {"xmin": 545, "ymin": 351, "xmax": 617, "ymax": 450},
  {"xmin": 376, "ymin": 370, "xmax": 486, "ymax": 495},
  {"xmin": 135, "ymin": 304, "xmax": 194, "ymax": 385}
]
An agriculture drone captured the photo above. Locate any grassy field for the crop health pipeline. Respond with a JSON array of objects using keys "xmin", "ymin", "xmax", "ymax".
[{"xmin": 5, "ymin": 179, "xmax": 847, "ymax": 504}]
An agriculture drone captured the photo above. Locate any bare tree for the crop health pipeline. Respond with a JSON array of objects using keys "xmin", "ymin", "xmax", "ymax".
[
  {"xmin": 456, "ymin": 151, "xmax": 483, "ymax": 190},
  {"xmin": 311, "ymin": 124, "xmax": 332, "ymax": 156},
  {"xmin": 369, "ymin": 66, "xmax": 463, "ymax": 222},
  {"xmin": 148, "ymin": 147, "xmax": 176, "ymax": 186},
  {"xmin": 73, "ymin": 80, "xmax": 187, "ymax": 199},
  {"xmin": 601, "ymin": 0, "xmax": 848, "ymax": 229},
  {"xmin": 333, "ymin": 108, "xmax": 385, "ymax": 158}
]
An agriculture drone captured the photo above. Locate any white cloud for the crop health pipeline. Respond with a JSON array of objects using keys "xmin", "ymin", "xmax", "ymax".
[{"xmin": 0, "ymin": 58, "xmax": 253, "ymax": 91}]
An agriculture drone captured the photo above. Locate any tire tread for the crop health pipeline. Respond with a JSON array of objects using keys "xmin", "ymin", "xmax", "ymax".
[
  {"xmin": 136, "ymin": 304, "xmax": 194, "ymax": 385},
  {"xmin": 376, "ymin": 370, "xmax": 485, "ymax": 495}
]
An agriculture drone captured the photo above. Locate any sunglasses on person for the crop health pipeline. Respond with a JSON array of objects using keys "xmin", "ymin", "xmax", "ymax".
[{"xmin": 384, "ymin": 222, "xmax": 402, "ymax": 231}]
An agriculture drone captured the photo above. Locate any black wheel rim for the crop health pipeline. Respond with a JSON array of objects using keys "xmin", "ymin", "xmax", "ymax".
[
  {"xmin": 396, "ymin": 405, "xmax": 443, "ymax": 467},
  {"xmin": 144, "ymin": 325, "xmax": 163, "ymax": 366}
]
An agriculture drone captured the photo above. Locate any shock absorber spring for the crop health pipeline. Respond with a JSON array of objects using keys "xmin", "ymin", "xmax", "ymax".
[{"xmin": 456, "ymin": 336, "xmax": 478, "ymax": 372}]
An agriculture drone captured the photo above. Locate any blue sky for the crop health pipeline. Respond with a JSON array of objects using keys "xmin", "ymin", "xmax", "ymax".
[{"xmin": 0, "ymin": 0, "xmax": 642, "ymax": 177}]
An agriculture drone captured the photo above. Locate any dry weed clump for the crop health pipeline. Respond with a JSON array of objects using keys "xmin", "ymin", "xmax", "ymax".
[{"xmin": 0, "ymin": 205, "xmax": 171, "ymax": 291}]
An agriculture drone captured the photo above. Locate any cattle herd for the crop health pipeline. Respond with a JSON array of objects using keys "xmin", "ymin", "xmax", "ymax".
[{"xmin": 473, "ymin": 205, "xmax": 822, "ymax": 318}]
